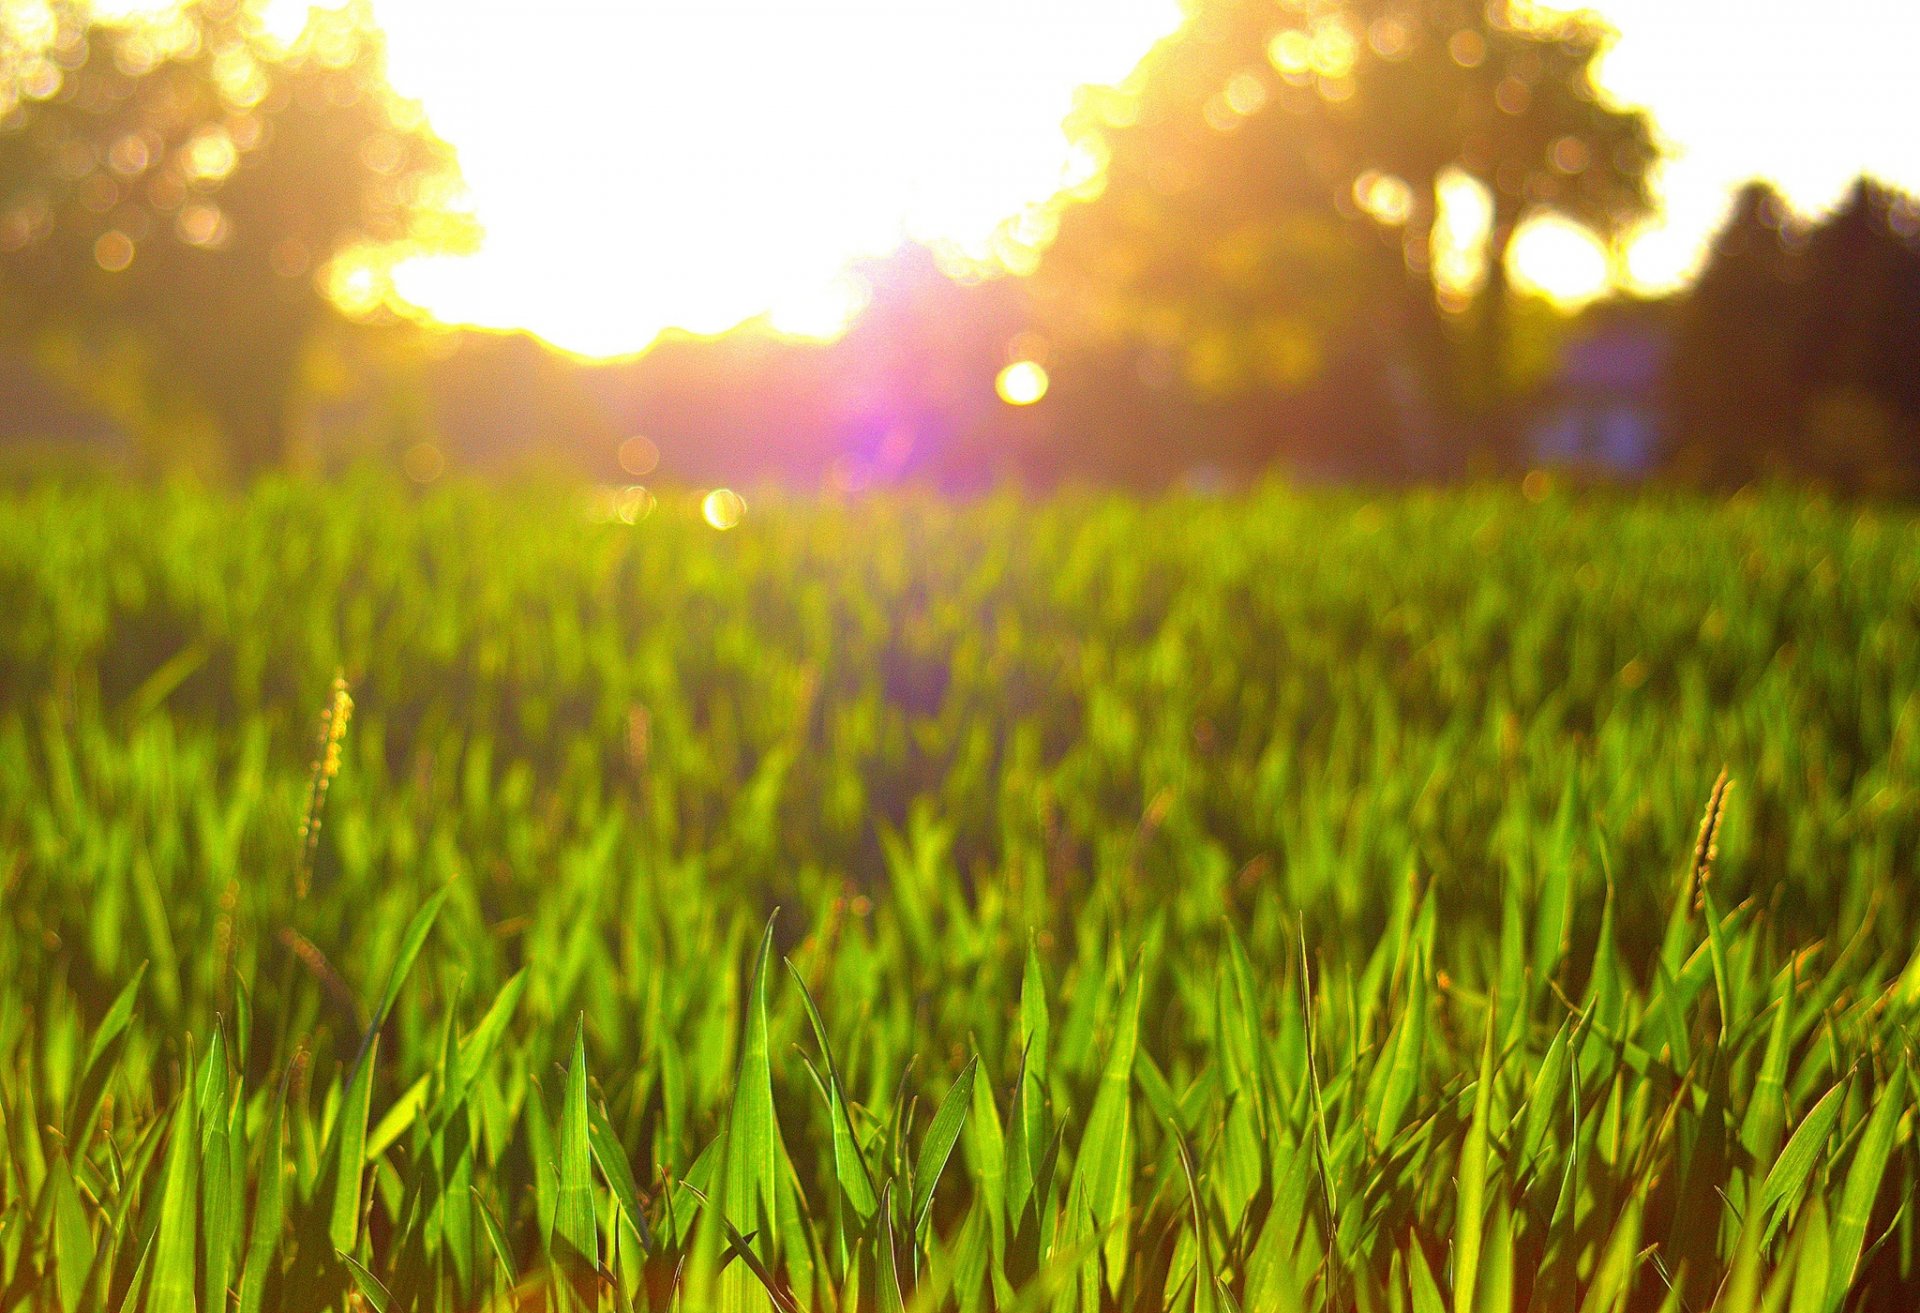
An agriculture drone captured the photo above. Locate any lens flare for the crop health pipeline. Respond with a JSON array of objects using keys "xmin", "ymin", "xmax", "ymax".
[
  {"xmin": 702, "ymin": 488, "xmax": 745, "ymax": 530},
  {"xmin": 996, "ymin": 360, "xmax": 1049, "ymax": 406}
]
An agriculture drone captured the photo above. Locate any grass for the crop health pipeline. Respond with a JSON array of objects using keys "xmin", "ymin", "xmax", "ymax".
[{"xmin": 0, "ymin": 478, "xmax": 1914, "ymax": 1311}]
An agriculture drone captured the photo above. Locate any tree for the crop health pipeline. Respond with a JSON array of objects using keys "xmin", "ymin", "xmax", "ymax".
[
  {"xmin": 1667, "ymin": 178, "xmax": 1920, "ymax": 494},
  {"xmin": 0, "ymin": 0, "xmax": 468, "ymax": 475},
  {"xmin": 1027, "ymin": 0, "xmax": 1657, "ymax": 473},
  {"xmin": 1665, "ymin": 182, "xmax": 1803, "ymax": 485},
  {"xmin": 1790, "ymin": 179, "xmax": 1920, "ymax": 492}
]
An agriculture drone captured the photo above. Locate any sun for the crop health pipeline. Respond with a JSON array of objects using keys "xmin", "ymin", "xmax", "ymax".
[{"xmin": 315, "ymin": 0, "xmax": 1184, "ymax": 358}]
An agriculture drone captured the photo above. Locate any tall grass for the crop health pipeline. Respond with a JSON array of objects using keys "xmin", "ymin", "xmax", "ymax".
[{"xmin": 0, "ymin": 480, "xmax": 1913, "ymax": 1310}]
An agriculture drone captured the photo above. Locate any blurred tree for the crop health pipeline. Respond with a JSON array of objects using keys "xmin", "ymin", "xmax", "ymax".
[
  {"xmin": 1029, "ymin": 0, "xmax": 1656, "ymax": 474},
  {"xmin": 1790, "ymin": 179, "xmax": 1920, "ymax": 492},
  {"xmin": 0, "ymin": 0, "xmax": 468, "ymax": 475},
  {"xmin": 1665, "ymin": 182, "xmax": 1803, "ymax": 485},
  {"xmin": 1667, "ymin": 178, "xmax": 1920, "ymax": 494}
]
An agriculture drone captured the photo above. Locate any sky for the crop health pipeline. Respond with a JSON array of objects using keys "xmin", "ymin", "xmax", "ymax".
[
  {"xmin": 1515, "ymin": 0, "xmax": 1920, "ymax": 299},
  {"xmin": 249, "ymin": 0, "xmax": 1920, "ymax": 355},
  {"xmin": 359, "ymin": 0, "xmax": 1187, "ymax": 356}
]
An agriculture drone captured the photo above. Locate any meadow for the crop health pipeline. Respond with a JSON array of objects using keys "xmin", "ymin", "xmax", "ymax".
[{"xmin": 0, "ymin": 479, "xmax": 1915, "ymax": 1312}]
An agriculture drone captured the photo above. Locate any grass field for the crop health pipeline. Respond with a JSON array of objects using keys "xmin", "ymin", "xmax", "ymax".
[{"xmin": 0, "ymin": 480, "xmax": 1916, "ymax": 1312}]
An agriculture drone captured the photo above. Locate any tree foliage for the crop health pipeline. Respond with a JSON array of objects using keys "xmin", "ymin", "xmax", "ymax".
[
  {"xmin": 1668, "ymin": 178, "xmax": 1920, "ymax": 493},
  {"xmin": 0, "ymin": 0, "xmax": 468, "ymax": 475},
  {"xmin": 1030, "ymin": 0, "xmax": 1657, "ymax": 471}
]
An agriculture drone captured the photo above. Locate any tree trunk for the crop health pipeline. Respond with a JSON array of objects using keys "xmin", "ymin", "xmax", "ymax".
[
  {"xmin": 225, "ymin": 393, "xmax": 294, "ymax": 480},
  {"xmin": 1474, "ymin": 212, "xmax": 1521, "ymax": 471},
  {"xmin": 202, "ymin": 310, "xmax": 310, "ymax": 481},
  {"xmin": 1390, "ymin": 181, "xmax": 1466, "ymax": 477}
]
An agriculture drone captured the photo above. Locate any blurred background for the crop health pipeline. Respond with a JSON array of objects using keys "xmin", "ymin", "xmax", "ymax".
[{"xmin": 1, "ymin": 0, "xmax": 1916, "ymax": 493}]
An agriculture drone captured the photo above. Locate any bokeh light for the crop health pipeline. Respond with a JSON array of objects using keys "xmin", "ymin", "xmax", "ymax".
[
  {"xmin": 996, "ymin": 360, "xmax": 1049, "ymax": 406},
  {"xmin": 402, "ymin": 440, "xmax": 444, "ymax": 483},
  {"xmin": 616, "ymin": 485, "xmax": 655, "ymax": 524},
  {"xmin": 617, "ymin": 435, "xmax": 660, "ymax": 477},
  {"xmin": 176, "ymin": 202, "xmax": 231, "ymax": 249},
  {"xmin": 1509, "ymin": 216, "xmax": 1612, "ymax": 305},
  {"xmin": 1352, "ymin": 171, "xmax": 1414, "ymax": 226},
  {"xmin": 94, "ymin": 230, "xmax": 135, "ymax": 271},
  {"xmin": 701, "ymin": 488, "xmax": 745, "ymax": 530}
]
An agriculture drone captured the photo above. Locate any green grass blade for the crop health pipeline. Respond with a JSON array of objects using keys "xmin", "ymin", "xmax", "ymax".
[
  {"xmin": 235, "ymin": 1072, "xmax": 287, "ymax": 1313},
  {"xmin": 148, "ymin": 1077, "xmax": 201, "ymax": 1313},
  {"xmin": 327, "ymin": 1033, "xmax": 377, "ymax": 1254},
  {"xmin": 50, "ymin": 1151, "xmax": 96, "ymax": 1312},
  {"xmin": 785, "ymin": 959, "xmax": 878, "ymax": 1224},
  {"xmin": 1758, "ymin": 1078, "xmax": 1848, "ymax": 1229},
  {"xmin": 551, "ymin": 1017, "xmax": 599, "ymax": 1280},
  {"xmin": 588, "ymin": 1095, "xmax": 654, "ymax": 1252},
  {"xmin": 911, "ymin": 1056, "xmax": 976, "ymax": 1237},
  {"xmin": 722, "ymin": 915, "xmax": 782, "ymax": 1312},
  {"xmin": 1822, "ymin": 1063, "xmax": 1906, "ymax": 1311},
  {"xmin": 351, "ymin": 886, "xmax": 450, "ymax": 1077},
  {"xmin": 1071, "ymin": 964, "xmax": 1142, "ymax": 1296},
  {"xmin": 66, "ymin": 963, "xmax": 147, "ymax": 1144},
  {"xmin": 1453, "ymin": 999, "xmax": 1497, "ymax": 1313},
  {"xmin": 340, "ymin": 1251, "xmax": 394, "ymax": 1313}
]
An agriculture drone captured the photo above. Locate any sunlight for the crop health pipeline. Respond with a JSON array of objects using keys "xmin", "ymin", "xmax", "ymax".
[
  {"xmin": 1509, "ymin": 215, "xmax": 1612, "ymax": 305},
  {"xmin": 1546, "ymin": 0, "xmax": 1920, "ymax": 295},
  {"xmin": 337, "ymin": 0, "xmax": 1183, "ymax": 358},
  {"xmin": 995, "ymin": 360, "xmax": 1049, "ymax": 406},
  {"xmin": 79, "ymin": 0, "xmax": 1920, "ymax": 344},
  {"xmin": 766, "ymin": 273, "xmax": 874, "ymax": 342}
]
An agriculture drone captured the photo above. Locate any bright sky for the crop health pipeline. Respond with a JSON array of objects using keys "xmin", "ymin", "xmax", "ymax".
[
  {"xmin": 257, "ymin": 0, "xmax": 1920, "ymax": 352},
  {"xmin": 354, "ymin": 0, "xmax": 1184, "ymax": 357},
  {"xmin": 1513, "ymin": 0, "xmax": 1920, "ymax": 301}
]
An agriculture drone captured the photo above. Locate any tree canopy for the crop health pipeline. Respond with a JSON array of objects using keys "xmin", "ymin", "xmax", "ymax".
[
  {"xmin": 1668, "ymin": 178, "xmax": 1920, "ymax": 493},
  {"xmin": 0, "ymin": 0, "xmax": 469, "ymax": 475},
  {"xmin": 1028, "ymin": 0, "xmax": 1657, "ymax": 472}
]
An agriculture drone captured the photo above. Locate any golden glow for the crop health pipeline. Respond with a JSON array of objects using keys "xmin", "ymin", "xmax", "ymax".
[
  {"xmin": 89, "ymin": 0, "xmax": 1920, "ymax": 327},
  {"xmin": 702, "ymin": 488, "xmax": 745, "ymax": 530},
  {"xmin": 1510, "ymin": 215, "xmax": 1612, "ymax": 304},
  {"xmin": 348, "ymin": 0, "xmax": 1185, "ymax": 357},
  {"xmin": 1267, "ymin": 31, "xmax": 1311, "ymax": 79},
  {"xmin": 181, "ymin": 126, "xmax": 238, "ymax": 182},
  {"xmin": 326, "ymin": 261, "xmax": 387, "ymax": 318},
  {"xmin": 1433, "ymin": 170, "xmax": 1615, "ymax": 312},
  {"xmin": 176, "ymin": 202, "xmax": 231, "ymax": 249},
  {"xmin": 996, "ymin": 360, "xmax": 1049, "ymax": 406},
  {"xmin": 584, "ymin": 485, "xmax": 656, "ymax": 523},
  {"xmin": 1431, "ymin": 169, "xmax": 1490, "ymax": 310},
  {"xmin": 94, "ymin": 230, "xmax": 135, "ymax": 271},
  {"xmin": 1446, "ymin": 30, "xmax": 1486, "ymax": 69},
  {"xmin": 1352, "ymin": 171, "xmax": 1413, "ymax": 226},
  {"xmin": 765, "ymin": 274, "xmax": 873, "ymax": 341}
]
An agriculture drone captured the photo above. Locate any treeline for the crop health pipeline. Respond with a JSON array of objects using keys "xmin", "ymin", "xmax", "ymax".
[
  {"xmin": 4, "ymin": 0, "xmax": 1919, "ymax": 493},
  {"xmin": 1668, "ymin": 179, "xmax": 1920, "ymax": 495},
  {"xmin": 411, "ymin": 179, "xmax": 1920, "ymax": 497},
  {"xmin": 5, "ymin": 0, "xmax": 1655, "ymax": 485}
]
